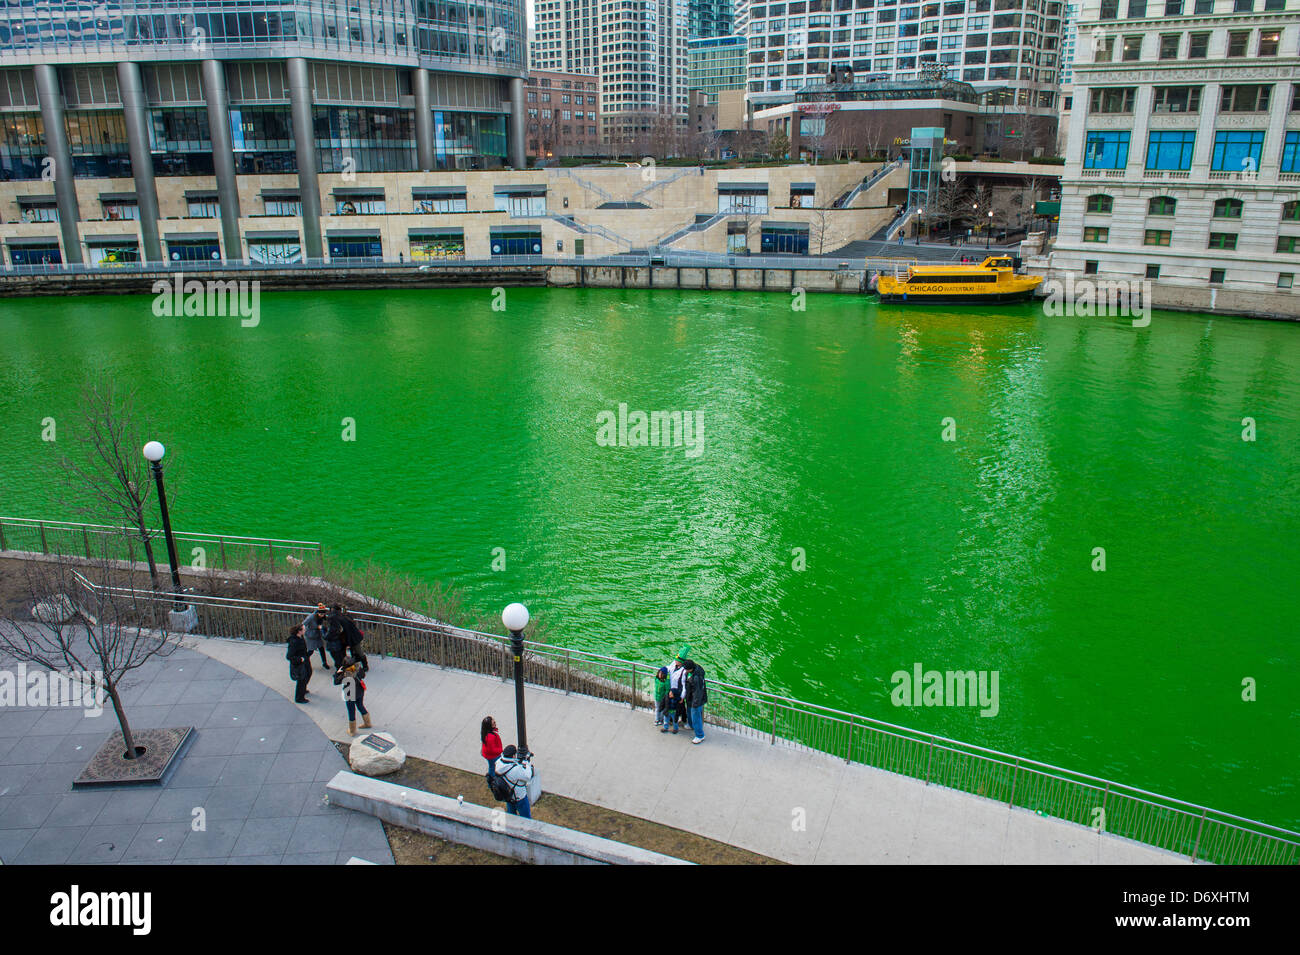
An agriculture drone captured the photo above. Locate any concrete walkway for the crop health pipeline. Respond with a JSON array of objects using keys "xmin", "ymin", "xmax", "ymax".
[
  {"xmin": 190, "ymin": 636, "xmax": 1187, "ymax": 865},
  {"xmin": 0, "ymin": 637, "xmax": 393, "ymax": 865}
]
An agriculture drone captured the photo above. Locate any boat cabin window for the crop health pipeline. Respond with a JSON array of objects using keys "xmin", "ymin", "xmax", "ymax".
[
  {"xmin": 986, "ymin": 258, "xmax": 1013, "ymax": 268},
  {"xmin": 907, "ymin": 273, "xmax": 998, "ymax": 283}
]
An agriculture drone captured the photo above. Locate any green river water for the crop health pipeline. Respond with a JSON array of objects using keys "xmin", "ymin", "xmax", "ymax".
[{"xmin": 1, "ymin": 287, "xmax": 1296, "ymax": 829}]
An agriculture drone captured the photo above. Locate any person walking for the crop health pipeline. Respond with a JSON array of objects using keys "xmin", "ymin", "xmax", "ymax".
[
  {"xmin": 286, "ymin": 624, "xmax": 311, "ymax": 704},
  {"xmin": 333, "ymin": 653, "xmax": 371, "ymax": 736},
  {"xmin": 481, "ymin": 716, "xmax": 503, "ymax": 782},
  {"xmin": 494, "ymin": 745, "xmax": 535, "ymax": 818},
  {"xmin": 303, "ymin": 604, "xmax": 330, "ymax": 668},
  {"xmin": 653, "ymin": 666, "xmax": 670, "ymax": 727},
  {"xmin": 683, "ymin": 658, "xmax": 709, "ymax": 744}
]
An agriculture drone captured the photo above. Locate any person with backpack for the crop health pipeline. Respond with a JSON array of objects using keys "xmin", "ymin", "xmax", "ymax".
[
  {"xmin": 286, "ymin": 624, "xmax": 311, "ymax": 704},
  {"xmin": 481, "ymin": 715, "xmax": 503, "ymax": 782},
  {"xmin": 683, "ymin": 658, "xmax": 708, "ymax": 744},
  {"xmin": 302, "ymin": 604, "xmax": 330, "ymax": 668},
  {"xmin": 492, "ymin": 745, "xmax": 535, "ymax": 818},
  {"xmin": 653, "ymin": 667, "xmax": 670, "ymax": 727},
  {"xmin": 333, "ymin": 653, "xmax": 371, "ymax": 736}
]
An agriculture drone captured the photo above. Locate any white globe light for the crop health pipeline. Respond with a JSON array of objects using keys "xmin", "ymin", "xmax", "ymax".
[
  {"xmin": 142, "ymin": 441, "xmax": 166, "ymax": 462},
  {"xmin": 502, "ymin": 602, "xmax": 530, "ymax": 632}
]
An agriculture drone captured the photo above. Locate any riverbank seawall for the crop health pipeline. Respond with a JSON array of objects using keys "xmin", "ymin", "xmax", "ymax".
[{"xmin": 0, "ymin": 259, "xmax": 872, "ymax": 297}]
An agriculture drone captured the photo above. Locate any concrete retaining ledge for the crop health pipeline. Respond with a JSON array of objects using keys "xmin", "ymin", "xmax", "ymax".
[
  {"xmin": 0, "ymin": 264, "xmax": 868, "ymax": 297},
  {"xmin": 326, "ymin": 770, "xmax": 693, "ymax": 865}
]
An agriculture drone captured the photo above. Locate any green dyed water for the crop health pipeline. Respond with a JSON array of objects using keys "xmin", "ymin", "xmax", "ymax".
[{"xmin": 1, "ymin": 288, "xmax": 1297, "ymax": 828}]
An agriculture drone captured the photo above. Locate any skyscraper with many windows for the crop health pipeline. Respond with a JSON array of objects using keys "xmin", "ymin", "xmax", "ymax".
[
  {"xmin": 691, "ymin": 0, "xmax": 737, "ymax": 37},
  {"xmin": 0, "ymin": 1, "xmax": 527, "ymax": 264},
  {"xmin": 532, "ymin": 0, "xmax": 690, "ymax": 143},
  {"xmin": 739, "ymin": 0, "xmax": 1067, "ymax": 119}
]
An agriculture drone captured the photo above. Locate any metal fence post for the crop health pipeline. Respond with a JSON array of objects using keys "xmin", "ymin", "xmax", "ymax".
[
  {"xmin": 925, "ymin": 736, "xmax": 935, "ymax": 784},
  {"xmin": 1191, "ymin": 808, "xmax": 1208, "ymax": 863},
  {"xmin": 1009, "ymin": 757, "xmax": 1020, "ymax": 807},
  {"xmin": 629, "ymin": 662, "xmax": 636, "ymax": 708},
  {"xmin": 83, "ymin": 527, "xmax": 92, "ymax": 558},
  {"xmin": 39, "ymin": 521, "xmax": 48, "ymax": 553},
  {"xmin": 770, "ymin": 700, "xmax": 777, "ymax": 744},
  {"xmin": 219, "ymin": 537, "xmax": 228, "ymax": 570},
  {"xmin": 565, "ymin": 650, "xmax": 571, "ymax": 694},
  {"xmin": 845, "ymin": 720, "xmax": 854, "ymax": 764},
  {"xmin": 0, "ymin": 520, "xmax": 6, "ymax": 551}
]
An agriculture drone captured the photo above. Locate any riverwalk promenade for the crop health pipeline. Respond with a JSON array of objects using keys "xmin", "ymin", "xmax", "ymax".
[
  {"xmin": 0, "ymin": 629, "xmax": 393, "ymax": 865},
  {"xmin": 189, "ymin": 634, "xmax": 1183, "ymax": 865}
]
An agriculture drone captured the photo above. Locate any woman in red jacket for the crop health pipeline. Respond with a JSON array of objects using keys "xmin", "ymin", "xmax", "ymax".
[{"xmin": 480, "ymin": 715, "xmax": 503, "ymax": 782}]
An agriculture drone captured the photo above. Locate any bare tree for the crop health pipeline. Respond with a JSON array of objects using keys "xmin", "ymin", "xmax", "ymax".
[
  {"xmin": 856, "ymin": 114, "xmax": 889, "ymax": 162},
  {"xmin": 2, "ymin": 546, "xmax": 177, "ymax": 761},
  {"xmin": 60, "ymin": 378, "xmax": 176, "ymax": 590},
  {"xmin": 928, "ymin": 177, "xmax": 971, "ymax": 237},
  {"xmin": 968, "ymin": 184, "xmax": 995, "ymax": 241},
  {"xmin": 807, "ymin": 207, "xmax": 838, "ymax": 256},
  {"xmin": 768, "ymin": 127, "xmax": 790, "ymax": 161}
]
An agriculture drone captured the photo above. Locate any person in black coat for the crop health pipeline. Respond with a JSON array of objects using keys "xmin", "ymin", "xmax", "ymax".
[
  {"xmin": 340, "ymin": 606, "xmax": 365, "ymax": 656},
  {"xmin": 286, "ymin": 624, "xmax": 311, "ymax": 704},
  {"xmin": 682, "ymin": 659, "xmax": 708, "ymax": 744},
  {"xmin": 325, "ymin": 605, "xmax": 349, "ymax": 669}
]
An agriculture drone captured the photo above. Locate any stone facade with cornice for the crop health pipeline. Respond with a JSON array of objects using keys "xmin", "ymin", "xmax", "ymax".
[{"xmin": 1052, "ymin": 0, "xmax": 1300, "ymax": 312}]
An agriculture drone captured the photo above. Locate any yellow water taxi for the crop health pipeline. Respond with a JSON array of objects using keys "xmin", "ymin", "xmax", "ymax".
[{"xmin": 872, "ymin": 255, "xmax": 1043, "ymax": 304}]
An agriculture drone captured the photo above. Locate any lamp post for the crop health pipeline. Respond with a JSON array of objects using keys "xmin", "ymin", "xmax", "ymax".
[
  {"xmin": 142, "ymin": 441, "xmax": 183, "ymax": 608},
  {"xmin": 986, "ymin": 210, "xmax": 994, "ymax": 249},
  {"xmin": 502, "ymin": 601, "xmax": 531, "ymax": 757},
  {"xmin": 915, "ymin": 207, "xmax": 924, "ymax": 245}
]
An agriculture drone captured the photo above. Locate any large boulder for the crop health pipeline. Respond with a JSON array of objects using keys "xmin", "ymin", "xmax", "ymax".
[{"xmin": 348, "ymin": 731, "xmax": 406, "ymax": 777}]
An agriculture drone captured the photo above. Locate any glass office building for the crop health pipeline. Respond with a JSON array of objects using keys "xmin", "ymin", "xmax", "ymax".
[{"xmin": 0, "ymin": 0, "xmax": 528, "ymax": 263}]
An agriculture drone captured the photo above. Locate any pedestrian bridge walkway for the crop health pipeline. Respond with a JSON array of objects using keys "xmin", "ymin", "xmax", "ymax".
[{"xmin": 187, "ymin": 635, "xmax": 1184, "ymax": 865}]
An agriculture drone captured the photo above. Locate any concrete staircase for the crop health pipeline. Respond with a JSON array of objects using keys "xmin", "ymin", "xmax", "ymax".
[
  {"xmin": 832, "ymin": 159, "xmax": 902, "ymax": 209},
  {"xmin": 548, "ymin": 214, "xmax": 633, "ymax": 249},
  {"xmin": 653, "ymin": 212, "xmax": 727, "ymax": 248}
]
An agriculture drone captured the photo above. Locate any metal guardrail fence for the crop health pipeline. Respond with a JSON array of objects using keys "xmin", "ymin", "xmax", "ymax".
[
  {"xmin": 53, "ymin": 572, "xmax": 1300, "ymax": 866},
  {"xmin": 0, "ymin": 517, "xmax": 320, "ymax": 571}
]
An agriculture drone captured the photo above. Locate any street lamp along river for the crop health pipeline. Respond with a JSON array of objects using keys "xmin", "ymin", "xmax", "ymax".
[{"xmin": 142, "ymin": 441, "xmax": 184, "ymax": 612}]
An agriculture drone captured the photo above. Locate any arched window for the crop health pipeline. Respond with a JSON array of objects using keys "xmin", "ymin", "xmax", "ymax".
[
  {"xmin": 1213, "ymin": 197, "xmax": 1244, "ymax": 218},
  {"xmin": 1086, "ymin": 193, "xmax": 1114, "ymax": 213},
  {"xmin": 1148, "ymin": 196, "xmax": 1177, "ymax": 215}
]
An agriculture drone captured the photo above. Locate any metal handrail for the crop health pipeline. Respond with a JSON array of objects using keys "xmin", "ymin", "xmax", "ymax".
[
  {"xmin": 0, "ymin": 517, "xmax": 319, "ymax": 548},
  {"xmin": 0, "ymin": 516, "xmax": 320, "ymax": 571},
  {"xmin": 55, "ymin": 574, "xmax": 1300, "ymax": 864}
]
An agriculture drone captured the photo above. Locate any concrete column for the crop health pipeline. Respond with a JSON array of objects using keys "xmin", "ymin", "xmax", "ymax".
[
  {"xmin": 201, "ymin": 59, "xmax": 243, "ymax": 262},
  {"xmin": 508, "ymin": 76, "xmax": 526, "ymax": 169},
  {"xmin": 414, "ymin": 67, "xmax": 433, "ymax": 171},
  {"xmin": 117, "ymin": 61, "xmax": 163, "ymax": 263},
  {"xmin": 33, "ymin": 64, "xmax": 82, "ymax": 265},
  {"xmin": 287, "ymin": 56, "xmax": 323, "ymax": 260}
]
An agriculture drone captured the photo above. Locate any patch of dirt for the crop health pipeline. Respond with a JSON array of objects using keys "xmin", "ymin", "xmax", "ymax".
[{"xmin": 338, "ymin": 744, "xmax": 782, "ymax": 865}]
